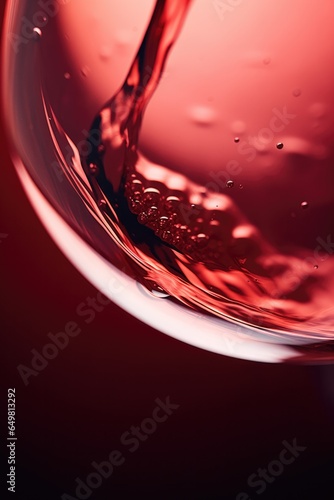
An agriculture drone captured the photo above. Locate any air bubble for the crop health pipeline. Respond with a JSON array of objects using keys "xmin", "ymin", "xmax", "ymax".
[
  {"xmin": 164, "ymin": 196, "xmax": 180, "ymax": 213},
  {"xmin": 143, "ymin": 187, "xmax": 160, "ymax": 195},
  {"xmin": 226, "ymin": 180, "xmax": 234, "ymax": 188},
  {"xmin": 81, "ymin": 66, "xmax": 91, "ymax": 77},
  {"xmin": 234, "ymin": 137, "xmax": 240, "ymax": 143},
  {"xmin": 195, "ymin": 233, "xmax": 209, "ymax": 247},
  {"xmin": 97, "ymin": 144, "xmax": 105, "ymax": 155},
  {"xmin": 132, "ymin": 191, "xmax": 142, "ymax": 201},
  {"xmin": 114, "ymin": 29, "xmax": 132, "ymax": 48},
  {"xmin": 98, "ymin": 199, "xmax": 107, "ymax": 209},
  {"xmin": 32, "ymin": 27, "xmax": 42, "ymax": 40},
  {"xmin": 293, "ymin": 88, "xmax": 301, "ymax": 97},
  {"xmin": 131, "ymin": 179, "xmax": 143, "ymax": 190},
  {"xmin": 151, "ymin": 288, "xmax": 170, "ymax": 298},
  {"xmin": 138, "ymin": 282, "xmax": 169, "ymax": 298},
  {"xmin": 159, "ymin": 216, "xmax": 169, "ymax": 228},
  {"xmin": 276, "ymin": 142, "xmax": 284, "ymax": 150},
  {"xmin": 99, "ymin": 46, "xmax": 111, "ymax": 61},
  {"xmin": 314, "ymin": 265, "xmax": 319, "ymax": 270},
  {"xmin": 147, "ymin": 206, "xmax": 159, "ymax": 220},
  {"xmin": 138, "ymin": 211, "xmax": 148, "ymax": 223},
  {"xmin": 64, "ymin": 72, "xmax": 71, "ymax": 80},
  {"xmin": 89, "ymin": 163, "xmax": 98, "ymax": 175},
  {"xmin": 301, "ymin": 201, "xmax": 309, "ymax": 209},
  {"xmin": 189, "ymin": 105, "xmax": 216, "ymax": 126}
]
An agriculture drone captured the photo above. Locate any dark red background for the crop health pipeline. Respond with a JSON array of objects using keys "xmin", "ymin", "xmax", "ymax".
[{"xmin": 1, "ymin": 3, "xmax": 334, "ymax": 499}]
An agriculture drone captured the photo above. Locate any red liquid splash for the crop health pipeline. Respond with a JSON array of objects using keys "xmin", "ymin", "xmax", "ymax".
[{"xmin": 48, "ymin": 0, "xmax": 334, "ymax": 337}]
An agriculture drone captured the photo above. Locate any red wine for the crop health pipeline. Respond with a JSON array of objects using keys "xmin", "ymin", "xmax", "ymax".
[
  {"xmin": 4, "ymin": 0, "xmax": 334, "ymax": 354},
  {"xmin": 73, "ymin": 0, "xmax": 334, "ymax": 336}
]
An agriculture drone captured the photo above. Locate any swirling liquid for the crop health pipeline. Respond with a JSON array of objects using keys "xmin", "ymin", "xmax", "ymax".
[{"xmin": 14, "ymin": 0, "xmax": 334, "ymax": 340}]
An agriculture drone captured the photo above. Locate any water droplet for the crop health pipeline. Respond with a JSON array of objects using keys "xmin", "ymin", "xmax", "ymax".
[
  {"xmin": 32, "ymin": 27, "xmax": 42, "ymax": 40},
  {"xmin": 301, "ymin": 201, "xmax": 309, "ymax": 209},
  {"xmin": 276, "ymin": 142, "xmax": 284, "ymax": 150},
  {"xmin": 226, "ymin": 180, "xmax": 234, "ymax": 188},
  {"xmin": 293, "ymin": 88, "xmax": 301, "ymax": 97},
  {"xmin": 81, "ymin": 66, "xmax": 91, "ymax": 77},
  {"xmin": 64, "ymin": 72, "xmax": 71, "ymax": 80},
  {"xmin": 189, "ymin": 105, "xmax": 216, "ymax": 126}
]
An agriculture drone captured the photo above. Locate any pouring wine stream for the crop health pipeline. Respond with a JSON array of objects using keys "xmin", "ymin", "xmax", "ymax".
[{"xmin": 79, "ymin": 0, "xmax": 334, "ymax": 337}]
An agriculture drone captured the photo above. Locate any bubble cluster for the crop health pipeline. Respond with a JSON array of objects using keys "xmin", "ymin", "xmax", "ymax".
[{"xmin": 122, "ymin": 170, "xmax": 241, "ymax": 263}]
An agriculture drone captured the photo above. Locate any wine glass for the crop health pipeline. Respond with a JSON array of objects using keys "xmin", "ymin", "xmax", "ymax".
[{"xmin": 3, "ymin": 0, "xmax": 334, "ymax": 363}]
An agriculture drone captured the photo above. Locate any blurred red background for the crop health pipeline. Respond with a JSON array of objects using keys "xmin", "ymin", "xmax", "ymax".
[{"xmin": 1, "ymin": 2, "xmax": 334, "ymax": 499}]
